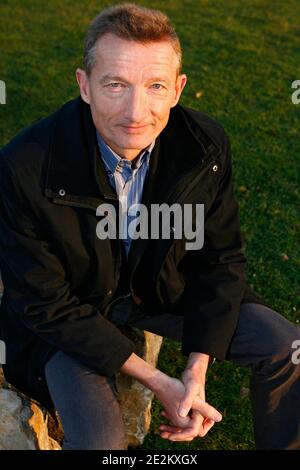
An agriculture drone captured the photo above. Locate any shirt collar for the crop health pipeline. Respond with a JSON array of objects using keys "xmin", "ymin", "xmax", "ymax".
[{"xmin": 96, "ymin": 131, "xmax": 155, "ymax": 175}]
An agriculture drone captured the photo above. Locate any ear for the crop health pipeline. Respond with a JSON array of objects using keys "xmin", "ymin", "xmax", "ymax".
[
  {"xmin": 76, "ymin": 68, "xmax": 91, "ymax": 104},
  {"xmin": 171, "ymin": 74, "xmax": 187, "ymax": 108}
]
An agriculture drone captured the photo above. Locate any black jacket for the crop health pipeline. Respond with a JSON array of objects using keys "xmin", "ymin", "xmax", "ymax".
[{"xmin": 0, "ymin": 97, "xmax": 268, "ymax": 412}]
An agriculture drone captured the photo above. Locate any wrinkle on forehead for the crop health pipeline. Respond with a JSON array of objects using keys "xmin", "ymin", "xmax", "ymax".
[{"xmin": 93, "ymin": 33, "xmax": 178, "ymax": 80}]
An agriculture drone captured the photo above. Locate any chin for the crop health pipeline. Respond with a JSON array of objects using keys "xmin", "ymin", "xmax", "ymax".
[{"xmin": 121, "ymin": 136, "xmax": 152, "ymax": 150}]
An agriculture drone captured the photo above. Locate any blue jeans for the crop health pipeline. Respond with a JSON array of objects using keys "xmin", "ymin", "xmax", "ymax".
[{"xmin": 45, "ymin": 301, "xmax": 300, "ymax": 450}]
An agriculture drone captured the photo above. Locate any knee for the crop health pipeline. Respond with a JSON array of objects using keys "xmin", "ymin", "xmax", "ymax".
[
  {"xmin": 264, "ymin": 318, "xmax": 300, "ymax": 373},
  {"xmin": 274, "ymin": 320, "xmax": 300, "ymax": 359},
  {"xmin": 290, "ymin": 330, "xmax": 300, "ymax": 367},
  {"xmin": 241, "ymin": 303, "xmax": 300, "ymax": 365},
  {"xmin": 63, "ymin": 439, "xmax": 128, "ymax": 451},
  {"xmin": 61, "ymin": 407, "xmax": 128, "ymax": 450},
  {"xmin": 63, "ymin": 429, "xmax": 128, "ymax": 450},
  {"xmin": 269, "ymin": 320, "xmax": 300, "ymax": 366}
]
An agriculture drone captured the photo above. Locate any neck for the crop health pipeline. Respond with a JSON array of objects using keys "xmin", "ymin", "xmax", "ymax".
[
  {"xmin": 112, "ymin": 148, "xmax": 142, "ymax": 160},
  {"xmin": 96, "ymin": 131, "xmax": 151, "ymax": 160}
]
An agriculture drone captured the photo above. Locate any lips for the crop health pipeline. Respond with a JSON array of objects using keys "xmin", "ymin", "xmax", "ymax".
[
  {"xmin": 121, "ymin": 124, "xmax": 149, "ymax": 133},
  {"xmin": 122, "ymin": 125, "xmax": 148, "ymax": 129}
]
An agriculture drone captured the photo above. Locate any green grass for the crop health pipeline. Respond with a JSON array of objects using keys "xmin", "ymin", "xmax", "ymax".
[{"xmin": 0, "ymin": 0, "xmax": 299, "ymax": 450}]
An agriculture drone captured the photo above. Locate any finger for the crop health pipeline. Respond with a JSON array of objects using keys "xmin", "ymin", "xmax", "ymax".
[
  {"xmin": 166, "ymin": 413, "xmax": 204, "ymax": 441},
  {"xmin": 167, "ymin": 430, "xmax": 197, "ymax": 442},
  {"xmin": 171, "ymin": 413, "xmax": 191, "ymax": 428},
  {"xmin": 201, "ymin": 418, "xmax": 215, "ymax": 437},
  {"xmin": 160, "ymin": 424, "xmax": 182, "ymax": 433},
  {"xmin": 161, "ymin": 431, "xmax": 194, "ymax": 442},
  {"xmin": 160, "ymin": 431, "xmax": 171, "ymax": 439},
  {"xmin": 167, "ymin": 412, "xmax": 216, "ymax": 442},
  {"xmin": 178, "ymin": 382, "xmax": 199, "ymax": 418},
  {"xmin": 161, "ymin": 410, "xmax": 171, "ymax": 421},
  {"xmin": 193, "ymin": 396, "xmax": 222, "ymax": 422},
  {"xmin": 160, "ymin": 410, "xmax": 190, "ymax": 429},
  {"xmin": 161, "ymin": 404, "xmax": 191, "ymax": 428}
]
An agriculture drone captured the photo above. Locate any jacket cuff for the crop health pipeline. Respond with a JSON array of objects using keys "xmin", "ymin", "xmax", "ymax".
[
  {"xmin": 67, "ymin": 333, "xmax": 136, "ymax": 378},
  {"xmin": 181, "ymin": 311, "xmax": 238, "ymax": 361}
]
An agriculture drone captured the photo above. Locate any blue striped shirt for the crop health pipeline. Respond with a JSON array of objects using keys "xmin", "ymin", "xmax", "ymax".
[{"xmin": 97, "ymin": 132, "xmax": 155, "ymax": 256}]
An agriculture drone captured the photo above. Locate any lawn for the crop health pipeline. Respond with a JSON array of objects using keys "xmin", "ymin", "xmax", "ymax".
[{"xmin": 0, "ymin": 0, "xmax": 299, "ymax": 450}]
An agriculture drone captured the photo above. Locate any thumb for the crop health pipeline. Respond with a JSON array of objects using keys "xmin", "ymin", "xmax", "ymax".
[
  {"xmin": 178, "ymin": 389, "xmax": 197, "ymax": 418},
  {"xmin": 193, "ymin": 396, "xmax": 222, "ymax": 422}
]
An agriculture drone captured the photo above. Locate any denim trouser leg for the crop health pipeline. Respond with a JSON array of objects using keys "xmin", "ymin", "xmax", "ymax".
[
  {"xmin": 44, "ymin": 301, "xmax": 300, "ymax": 450},
  {"xmin": 226, "ymin": 303, "xmax": 300, "ymax": 450},
  {"xmin": 45, "ymin": 350, "xmax": 128, "ymax": 450}
]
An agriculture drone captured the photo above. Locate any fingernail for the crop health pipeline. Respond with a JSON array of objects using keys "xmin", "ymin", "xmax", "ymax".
[
  {"xmin": 178, "ymin": 408, "xmax": 188, "ymax": 417},
  {"xmin": 214, "ymin": 413, "xmax": 222, "ymax": 422}
]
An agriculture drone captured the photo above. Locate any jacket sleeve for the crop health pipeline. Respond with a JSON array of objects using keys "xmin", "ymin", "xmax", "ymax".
[
  {"xmin": 181, "ymin": 132, "xmax": 247, "ymax": 360},
  {"xmin": 0, "ymin": 155, "xmax": 135, "ymax": 376}
]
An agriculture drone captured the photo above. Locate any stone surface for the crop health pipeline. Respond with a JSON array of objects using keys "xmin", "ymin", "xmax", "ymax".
[
  {"xmin": 23, "ymin": 400, "xmax": 61, "ymax": 450},
  {"xmin": 0, "ymin": 371, "xmax": 61, "ymax": 450},
  {"xmin": 0, "ymin": 389, "xmax": 36, "ymax": 450},
  {"xmin": 0, "ymin": 367, "xmax": 4, "ymax": 388},
  {"xmin": 116, "ymin": 327, "xmax": 163, "ymax": 447}
]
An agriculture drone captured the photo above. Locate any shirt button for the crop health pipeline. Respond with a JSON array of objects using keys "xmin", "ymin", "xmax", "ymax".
[
  {"xmin": 212, "ymin": 164, "xmax": 218, "ymax": 172},
  {"xmin": 59, "ymin": 189, "xmax": 66, "ymax": 196},
  {"xmin": 37, "ymin": 376, "xmax": 43, "ymax": 382},
  {"xmin": 107, "ymin": 289, "xmax": 113, "ymax": 296}
]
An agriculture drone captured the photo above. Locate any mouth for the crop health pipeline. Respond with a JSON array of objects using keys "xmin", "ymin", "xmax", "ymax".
[{"xmin": 121, "ymin": 124, "xmax": 149, "ymax": 133}]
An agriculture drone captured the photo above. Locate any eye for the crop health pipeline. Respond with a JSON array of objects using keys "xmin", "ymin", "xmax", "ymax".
[
  {"xmin": 106, "ymin": 83, "xmax": 124, "ymax": 89},
  {"xmin": 151, "ymin": 83, "xmax": 164, "ymax": 90}
]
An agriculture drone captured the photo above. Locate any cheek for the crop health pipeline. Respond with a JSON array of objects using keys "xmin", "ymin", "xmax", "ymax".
[
  {"xmin": 90, "ymin": 86, "xmax": 118, "ymax": 110},
  {"xmin": 90, "ymin": 95, "xmax": 120, "ymax": 123},
  {"xmin": 151, "ymin": 102, "xmax": 172, "ymax": 125}
]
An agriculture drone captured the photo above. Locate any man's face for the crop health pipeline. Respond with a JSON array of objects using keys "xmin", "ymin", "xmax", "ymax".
[{"xmin": 76, "ymin": 33, "xmax": 187, "ymax": 159}]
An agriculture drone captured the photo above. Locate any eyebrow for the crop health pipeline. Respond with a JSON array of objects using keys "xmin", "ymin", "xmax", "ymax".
[
  {"xmin": 99, "ymin": 75, "xmax": 127, "ymax": 85},
  {"xmin": 99, "ymin": 75, "xmax": 171, "ymax": 85},
  {"xmin": 149, "ymin": 77, "xmax": 171, "ymax": 84}
]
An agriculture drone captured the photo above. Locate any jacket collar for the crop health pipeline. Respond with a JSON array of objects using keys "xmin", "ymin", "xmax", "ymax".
[{"xmin": 44, "ymin": 96, "xmax": 221, "ymax": 206}]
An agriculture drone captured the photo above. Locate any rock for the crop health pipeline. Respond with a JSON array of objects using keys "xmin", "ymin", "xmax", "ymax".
[
  {"xmin": 0, "ymin": 367, "xmax": 4, "ymax": 388},
  {"xmin": 0, "ymin": 388, "xmax": 61, "ymax": 450},
  {"xmin": 0, "ymin": 389, "xmax": 36, "ymax": 450},
  {"xmin": 116, "ymin": 327, "xmax": 163, "ymax": 447},
  {"xmin": 22, "ymin": 400, "xmax": 61, "ymax": 450},
  {"xmin": 0, "ymin": 375, "xmax": 61, "ymax": 450}
]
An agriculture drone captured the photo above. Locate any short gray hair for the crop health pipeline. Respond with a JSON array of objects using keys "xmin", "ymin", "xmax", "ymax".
[{"xmin": 83, "ymin": 3, "xmax": 182, "ymax": 76}]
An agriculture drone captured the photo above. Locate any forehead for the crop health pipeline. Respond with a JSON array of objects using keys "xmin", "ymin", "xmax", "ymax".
[{"xmin": 93, "ymin": 33, "xmax": 178, "ymax": 76}]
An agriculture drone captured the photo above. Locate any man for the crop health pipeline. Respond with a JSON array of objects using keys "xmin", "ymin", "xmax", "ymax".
[{"xmin": 0, "ymin": 3, "xmax": 299, "ymax": 450}]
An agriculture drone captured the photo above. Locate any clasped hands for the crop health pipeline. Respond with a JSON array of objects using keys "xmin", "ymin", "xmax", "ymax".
[{"xmin": 155, "ymin": 357, "xmax": 222, "ymax": 442}]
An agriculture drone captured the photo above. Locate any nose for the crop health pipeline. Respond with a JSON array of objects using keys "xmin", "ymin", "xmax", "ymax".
[{"xmin": 124, "ymin": 86, "xmax": 148, "ymax": 124}]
